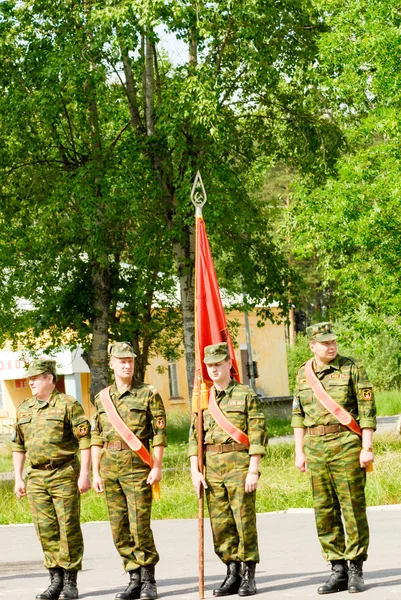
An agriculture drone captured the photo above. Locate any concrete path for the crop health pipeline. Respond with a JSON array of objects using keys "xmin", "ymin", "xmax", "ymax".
[{"xmin": 1, "ymin": 506, "xmax": 401, "ymax": 600}]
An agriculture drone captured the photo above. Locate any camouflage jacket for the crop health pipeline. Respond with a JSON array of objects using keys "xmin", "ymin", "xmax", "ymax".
[
  {"xmin": 291, "ymin": 355, "xmax": 377, "ymax": 430},
  {"xmin": 188, "ymin": 379, "xmax": 267, "ymax": 457},
  {"xmin": 12, "ymin": 390, "xmax": 91, "ymax": 465},
  {"xmin": 91, "ymin": 380, "xmax": 167, "ymax": 448}
]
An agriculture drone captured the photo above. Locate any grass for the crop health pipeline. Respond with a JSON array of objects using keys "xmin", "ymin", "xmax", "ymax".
[
  {"xmin": 375, "ymin": 391, "xmax": 401, "ymax": 416},
  {"xmin": 1, "ymin": 410, "xmax": 401, "ymax": 524}
]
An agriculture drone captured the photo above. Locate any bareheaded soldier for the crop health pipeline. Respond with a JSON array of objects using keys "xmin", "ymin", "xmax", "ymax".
[
  {"xmin": 292, "ymin": 323, "xmax": 376, "ymax": 594},
  {"xmin": 91, "ymin": 342, "xmax": 167, "ymax": 600},
  {"xmin": 189, "ymin": 342, "xmax": 267, "ymax": 597},
  {"xmin": 12, "ymin": 358, "xmax": 91, "ymax": 600}
]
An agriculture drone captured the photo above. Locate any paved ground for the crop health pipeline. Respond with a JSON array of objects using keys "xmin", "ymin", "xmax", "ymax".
[{"xmin": 1, "ymin": 507, "xmax": 401, "ymax": 600}]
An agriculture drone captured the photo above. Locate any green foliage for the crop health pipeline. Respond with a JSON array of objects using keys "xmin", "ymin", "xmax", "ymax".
[
  {"xmin": 286, "ymin": 335, "xmax": 312, "ymax": 392},
  {"xmin": 0, "ymin": 0, "xmax": 346, "ymax": 394},
  {"xmin": 287, "ymin": 0, "xmax": 401, "ymax": 336}
]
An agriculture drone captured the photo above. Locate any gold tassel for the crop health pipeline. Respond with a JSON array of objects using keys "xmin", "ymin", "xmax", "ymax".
[{"xmin": 152, "ymin": 482, "xmax": 161, "ymax": 500}]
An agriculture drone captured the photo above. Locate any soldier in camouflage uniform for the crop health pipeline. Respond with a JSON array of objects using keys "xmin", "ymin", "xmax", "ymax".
[
  {"xmin": 189, "ymin": 343, "xmax": 267, "ymax": 597},
  {"xmin": 12, "ymin": 358, "xmax": 91, "ymax": 600},
  {"xmin": 292, "ymin": 322, "xmax": 377, "ymax": 595},
  {"xmin": 91, "ymin": 342, "xmax": 167, "ymax": 600}
]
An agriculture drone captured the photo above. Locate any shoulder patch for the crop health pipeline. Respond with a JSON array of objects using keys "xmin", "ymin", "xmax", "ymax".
[
  {"xmin": 292, "ymin": 395, "xmax": 300, "ymax": 410},
  {"xmin": 77, "ymin": 423, "xmax": 90, "ymax": 436}
]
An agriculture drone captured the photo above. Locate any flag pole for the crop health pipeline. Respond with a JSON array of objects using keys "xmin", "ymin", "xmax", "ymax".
[{"xmin": 191, "ymin": 171, "xmax": 207, "ymax": 599}]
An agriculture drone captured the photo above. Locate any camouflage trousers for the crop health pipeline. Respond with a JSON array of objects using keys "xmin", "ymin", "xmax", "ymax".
[
  {"xmin": 205, "ymin": 450, "xmax": 259, "ymax": 564},
  {"xmin": 26, "ymin": 458, "xmax": 83, "ymax": 571},
  {"xmin": 100, "ymin": 449, "xmax": 159, "ymax": 571},
  {"xmin": 304, "ymin": 431, "xmax": 368, "ymax": 562}
]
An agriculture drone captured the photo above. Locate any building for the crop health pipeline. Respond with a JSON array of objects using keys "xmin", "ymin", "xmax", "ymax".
[{"xmin": 0, "ymin": 308, "xmax": 289, "ymax": 433}]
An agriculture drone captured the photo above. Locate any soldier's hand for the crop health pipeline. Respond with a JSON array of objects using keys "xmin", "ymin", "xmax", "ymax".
[
  {"xmin": 191, "ymin": 470, "xmax": 208, "ymax": 498},
  {"xmin": 92, "ymin": 473, "xmax": 104, "ymax": 493},
  {"xmin": 147, "ymin": 467, "xmax": 162, "ymax": 485},
  {"xmin": 360, "ymin": 449, "xmax": 374, "ymax": 469},
  {"xmin": 14, "ymin": 478, "xmax": 26, "ymax": 499},
  {"xmin": 295, "ymin": 451, "xmax": 307, "ymax": 472},
  {"xmin": 78, "ymin": 473, "xmax": 91, "ymax": 494},
  {"xmin": 245, "ymin": 472, "xmax": 259, "ymax": 493}
]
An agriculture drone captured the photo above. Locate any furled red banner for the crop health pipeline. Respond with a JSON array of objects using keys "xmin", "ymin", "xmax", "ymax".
[{"xmin": 195, "ymin": 215, "xmax": 240, "ymax": 384}]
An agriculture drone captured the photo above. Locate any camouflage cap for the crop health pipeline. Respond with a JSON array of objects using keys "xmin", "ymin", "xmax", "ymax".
[
  {"xmin": 109, "ymin": 341, "xmax": 137, "ymax": 358},
  {"xmin": 203, "ymin": 342, "xmax": 230, "ymax": 364},
  {"xmin": 25, "ymin": 358, "xmax": 57, "ymax": 378},
  {"xmin": 306, "ymin": 322, "xmax": 337, "ymax": 342}
]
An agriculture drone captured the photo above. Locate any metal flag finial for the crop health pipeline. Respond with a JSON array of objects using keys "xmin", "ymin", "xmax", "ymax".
[{"xmin": 191, "ymin": 171, "xmax": 207, "ymax": 216}]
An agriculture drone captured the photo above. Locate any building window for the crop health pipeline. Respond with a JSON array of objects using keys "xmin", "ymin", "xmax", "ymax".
[{"xmin": 168, "ymin": 362, "xmax": 179, "ymax": 398}]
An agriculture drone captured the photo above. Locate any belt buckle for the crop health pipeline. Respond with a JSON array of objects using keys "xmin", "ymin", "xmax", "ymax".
[
  {"xmin": 316, "ymin": 425, "xmax": 325, "ymax": 436},
  {"xmin": 114, "ymin": 440, "xmax": 122, "ymax": 451},
  {"xmin": 215, "ymin": 443, "xmax": 223, "ymax": 454}
]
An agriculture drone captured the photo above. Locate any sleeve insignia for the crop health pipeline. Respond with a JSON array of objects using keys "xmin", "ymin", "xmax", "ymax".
[
  {"xmin": 156, "ymin": 417, "xmax": 166, "ymax": 429},
  {"xmin": 292, "ymin": 395, "xmax": 299, "ymax": 410},
  {"xmin": 362, "ymin": 389, "xmax": 373, "ymax": 401},
  {"xmin": 11, "ymin": 428, "xmax": 16, "ymax": 442},
  {"xmin": 91, "ymin": 417, "xmax": 96, "ymax": 431},
  {"xmin": 77, "ymin": 423, "xmax": 89, "ymax": 436}
]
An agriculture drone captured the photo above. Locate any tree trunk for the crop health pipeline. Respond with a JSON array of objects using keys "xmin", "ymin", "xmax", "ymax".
[{"xmin": 88, "ymin": 261, "xmax": 110, "ymax": 400}]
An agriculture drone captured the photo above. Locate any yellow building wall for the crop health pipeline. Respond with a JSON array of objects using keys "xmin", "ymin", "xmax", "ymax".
[
  {"xmin": 146, "ymin": 307, "xmax": 289, "ymax": 407},
  {"xmin": 0, "ymin": 309, "xmax": 289, "ymax": 430}
]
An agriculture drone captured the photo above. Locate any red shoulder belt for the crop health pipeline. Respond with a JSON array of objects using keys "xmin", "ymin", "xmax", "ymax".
[
  {"xmin": 304, "ymin": 359, "xmax": 362, "ymax": 437},
  {"xmin": 99, "ymin": 387, "xmax": 153, "ymax": 467},
  {"xmin": 208, "ymin": 386, "xmax": 250, "ymax": 447}
]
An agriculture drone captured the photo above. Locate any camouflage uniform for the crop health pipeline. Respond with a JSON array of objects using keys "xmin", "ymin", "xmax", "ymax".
[
  {"xmin": 12, "ymin": 389, "xmax": 91, "ymax": 571},
  {"xmin": 91, "ymin": 380, "xmax": 167, "ymax": 572},
  {"xmin": 292, "ymin": 353, "xmax": 377, "ymax": 562},
  {"xmin": 188, "ymin": 378, "xmax": 267, "ymax": 564}
]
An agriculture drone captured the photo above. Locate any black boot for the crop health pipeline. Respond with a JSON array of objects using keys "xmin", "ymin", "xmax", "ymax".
[
  {"xmin": 36, "ymin": 568, "xmax": 64, "ymax": 600},
  {"xmin": 213, "ymin": 562, "xmax": 242, "ymax": 597},
  {"xmin": 140, "ymin": 566, "xmax": 157, "ymax": 600},
  {"xmin": 238, "ymin": 562, "xmax": 257, "ymax": 597},
  {"xmin": 317, "ymin": 561, "xmax": 348, "ymax": 595},
  {"xmin": 58, "ymin": 571, "xmax": 78, "ymax": 600},
  {"xmin": 348, "ymin": 559, "xmax": 365, "ymax": 593},
  {"xmin": 116, "ymin": 570, "xmax": 142, "ymax": 600}
]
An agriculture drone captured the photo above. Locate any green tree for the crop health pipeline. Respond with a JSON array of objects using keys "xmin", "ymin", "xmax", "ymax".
[
  {"xmin": 289, "ymin": 0, "xmax": 401, "ymax": 341},
  {"xmin": 0, "ymin": 0, "xmax": 342, "ymax": 395}
]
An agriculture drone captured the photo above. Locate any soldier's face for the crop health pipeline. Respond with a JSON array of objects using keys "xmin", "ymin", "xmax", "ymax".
[
  {"xmin": 206, "ymin": 358, "xmax": 232, "ymax": 388},
  {"xmin": 28, "ymin": 373, "xmax": 54, "ymax": 399},
  {"xmin": 110, "ymin": 356, "xmax": 135, "ymax": 380},
  {"xmin": 310, "ymin": 340, "xmax": 338, "ymax": 365}
]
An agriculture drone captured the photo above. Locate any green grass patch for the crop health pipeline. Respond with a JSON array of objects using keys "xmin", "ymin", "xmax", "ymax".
[
  {"xmin": 375, "ymin": 391, "xmax": 401, "ymax": 416},
  {"xmin": 1, "ymin": 432, "xmax": 401, "ymax": 524}
]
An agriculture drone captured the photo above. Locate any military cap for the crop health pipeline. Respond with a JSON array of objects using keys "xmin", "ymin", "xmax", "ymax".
[
  {"xmin": 306, "ymin": 322, "xmax": 337, "ymax": 342},
  {"xmin": 25, "ymin": 358, "xmax": 57, "ymax": 378},
  {"xmin": 109, "ymin": 341, "xmax": 137, "ymax": 358},
  {"xmin": 203, "ymin": 342, "xmax": 230, "ymax": 364}
]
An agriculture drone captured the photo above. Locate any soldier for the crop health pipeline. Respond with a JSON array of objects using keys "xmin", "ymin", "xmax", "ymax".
[
  {"xmin": 91, "ymin": 342, "xmax": 167, "ymax": 600},
  {"xmin": 292, "ymin": 322, "xmax": 377, "ymax": 594},
  {"xmin": 189, "ymin": 342, "xmax": 267, "ymax": 597},
  {"xmin": 12, "ymin": 358, "xmax": 91, "ymax": 600}
]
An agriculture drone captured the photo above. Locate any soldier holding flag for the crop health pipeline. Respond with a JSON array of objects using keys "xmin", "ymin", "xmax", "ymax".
[{"xmin": 189, "ymin": 342, "xmax": 267, "ymax": 597}]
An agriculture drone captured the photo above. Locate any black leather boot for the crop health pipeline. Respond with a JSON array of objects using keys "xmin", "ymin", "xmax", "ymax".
[
  {"xmin": 348, "ymin": 559, "xmax": 365, "ymax": 593},
  {"xmin": 238, "ymin": 562, "xmax": 257, "ymax": 597},
  {"xmin": 140, "ymin": 566, "xmax": 157, "ymax": 600},
  {"xmin": 213, "ymin": 562, "xmax": 242, "ymax": 597},
  {"xmin": 36, "ymin": 568, "xmax": 64, "ymax": 600},
  {"xmin": 317, "ymin": 561, "xmax": 348, "ymax": 595},
  {"xmin": 59, "ymin": 571, "xmax": 78, "ymax": 599},
  {"xmin": 116, "ymin": 570, "xmax": 142, "ymax": 600}
]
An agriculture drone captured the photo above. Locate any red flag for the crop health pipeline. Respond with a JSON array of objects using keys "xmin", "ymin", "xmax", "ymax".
[{"xmin": 195, "ymin": 215, "xmax": 240, "ymax": 385}]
